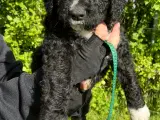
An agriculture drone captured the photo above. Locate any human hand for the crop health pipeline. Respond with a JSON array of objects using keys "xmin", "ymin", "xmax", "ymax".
[
  {"xmin": 79, "ymin": 22, "xmax": 120, "ymax": 91},
  {"xmin": 80, "ymin": 79, "xmax": 92, "ymax": 91},
  {"xmin": 94, "ymin": 22, "xmax": 120, "ymax": 49}
]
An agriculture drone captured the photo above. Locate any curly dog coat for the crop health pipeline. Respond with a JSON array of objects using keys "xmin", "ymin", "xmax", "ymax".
[{"xmin": 33, "ymin": 0, "xmax": 150, "ymax": 120}]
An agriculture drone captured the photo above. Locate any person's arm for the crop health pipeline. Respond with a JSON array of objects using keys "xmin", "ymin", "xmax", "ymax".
[
  {"xmin": 79, "ymin": 22, "xmax": 120, "ymax": 91},
  {"xmin": 0, "ymin": 34, "xmax": 23, "ymax": 81},
  {"xmin": 0, "ymin": 34, "xmax": 39, "ymax": 120}
]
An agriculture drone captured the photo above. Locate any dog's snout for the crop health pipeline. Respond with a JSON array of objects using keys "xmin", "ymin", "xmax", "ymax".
[{"xmin": 70, "ymin": 6, "xmax": 86, "ymax": 21}]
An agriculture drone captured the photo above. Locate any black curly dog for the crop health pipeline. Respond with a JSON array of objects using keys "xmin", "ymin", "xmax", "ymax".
[{"xmin": 32, "ymin": 0, "xmax": 150, "ymax": 120}]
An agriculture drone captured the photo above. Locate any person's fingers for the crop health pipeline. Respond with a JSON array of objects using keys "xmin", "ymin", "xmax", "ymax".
[
  {"xmin": 110, "ymin": 22, "xmax": 120, "ymax": 38},
  {"xmin": 80, "ymin": 79, "xmax": 92, "ymax": 91},
  {"xmin": 85, "ymin": 22, "xmax": 108, "ymax": 48},
  {"xmin": 95, "ymin": 22, "xmax": 107, "ymax": 31},
  {"xmin": 86, "ymin": 22, "xmax": 120, "ymax": 50},
  {"xmin": 94, "ymin": 22, "xmax": 109, "ymax": 40},
  {"xmin": 107, "ymin": 23, "xmax": 120, "ymax": 49},
  {"xmin": 80, "ymin": 81, "xmax": 88, "ymax": 91}
]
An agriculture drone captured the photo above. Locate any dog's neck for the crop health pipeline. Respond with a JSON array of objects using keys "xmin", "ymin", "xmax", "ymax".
[
  {"xmin": 78, "ymin": 30, "xmax": 93, "ymax": 39},
  {"xmin": 71, "ymin": 25, "xmax": 93, "ymax": 40}
]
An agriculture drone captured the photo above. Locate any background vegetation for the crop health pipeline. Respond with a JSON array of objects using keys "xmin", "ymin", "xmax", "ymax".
[
  {"xmin": 0, "ymin": 0, "xmax": 45, "ymax": 72},
  {"xmin": 0, "ymin": 0, "xmax": 160, "ymax": 119}
]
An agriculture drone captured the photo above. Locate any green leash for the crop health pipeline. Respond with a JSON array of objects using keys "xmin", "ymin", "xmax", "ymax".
[{"xmin": 104, "ymin": 41, "xmax": 118, "ymax": 120}]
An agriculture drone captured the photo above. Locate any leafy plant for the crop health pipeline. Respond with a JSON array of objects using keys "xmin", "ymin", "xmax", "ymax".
[{"xmin": 0, "ymin": 0, "xmax": 45, "ymax": 72}]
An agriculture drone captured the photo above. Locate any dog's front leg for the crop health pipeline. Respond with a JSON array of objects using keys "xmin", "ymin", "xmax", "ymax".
[
  {"xmin": 39, "ymin": 37, "xmax": 72, "ymax": 120},
  {"xmin": 117, "ymin": 37, "xmax": 150, "ymax": 120}
]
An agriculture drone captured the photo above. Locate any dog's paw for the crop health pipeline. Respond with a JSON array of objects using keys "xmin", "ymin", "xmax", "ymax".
[{"xmin": 128, "ymin": 105, "xmax": 150, "ymax": 120}]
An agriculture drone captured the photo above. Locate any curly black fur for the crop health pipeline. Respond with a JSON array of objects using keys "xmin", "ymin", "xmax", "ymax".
[{"xmin": 33, "ymin": 0, "xmax": 145, "ymax": 119}]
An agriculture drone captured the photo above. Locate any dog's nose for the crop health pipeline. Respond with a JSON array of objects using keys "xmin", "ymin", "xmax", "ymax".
[{"xmin": 70, "ymin": 6, "xmax": 86, "ymax": 21}]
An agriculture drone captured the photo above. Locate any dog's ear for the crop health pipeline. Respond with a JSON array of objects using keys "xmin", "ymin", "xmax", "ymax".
[
  {"xmin": 44, "ymin": 0, "xmax": 54, "ymax": 15},
  {"xmin": 107, "ymin": 0, "xmax": 127, "ymax": 26},
  {"xmin": 43, "ymin": 0, "xmax": 55, "ymax": 32}
]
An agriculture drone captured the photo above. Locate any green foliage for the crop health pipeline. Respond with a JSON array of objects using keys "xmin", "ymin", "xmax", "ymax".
[
  {"xmin": 1, "ymin": 0, "xmax": 160, "ymax": 120},
  {"xmin": 0, "ymin": 0, "xmax": 45, "ymax": 72},
  {"xmin": 124, "ymin": 0, "xmax": 160, "ymax": 116}
]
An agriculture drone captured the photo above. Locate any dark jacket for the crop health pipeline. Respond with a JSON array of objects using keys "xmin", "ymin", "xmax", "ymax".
[{"xmin": 0, "ymin": 34, "xmax": 39, "ymax": 120}]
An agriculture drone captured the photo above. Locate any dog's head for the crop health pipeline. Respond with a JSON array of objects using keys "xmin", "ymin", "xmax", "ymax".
[{"xmin": 44, "ymin": 0, "xmax": 126, "ymax": 37}]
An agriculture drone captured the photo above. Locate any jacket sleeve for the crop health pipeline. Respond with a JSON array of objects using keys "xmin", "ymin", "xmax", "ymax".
[
  {"xmin": 0, "ymin": 34, "xmax": 40, "ymax": 120},
  {"xmin": 0, "ymin": 34, "xmax": 23, "ymax": 81}
]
